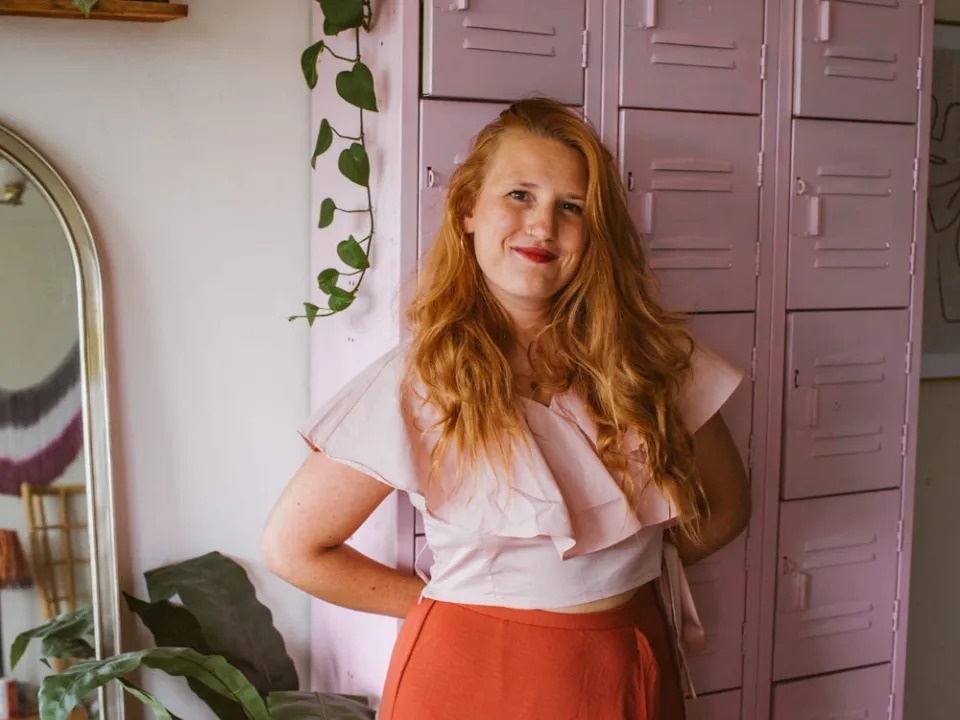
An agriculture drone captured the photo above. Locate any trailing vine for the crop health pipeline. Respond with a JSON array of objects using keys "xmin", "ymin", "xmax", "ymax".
[{"xmin": 290, "ymin": 0, "xmax": 377, "ymax": 325}]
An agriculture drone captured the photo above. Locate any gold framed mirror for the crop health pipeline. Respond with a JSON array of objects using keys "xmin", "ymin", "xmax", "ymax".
[{"xmin": 0, "ymin": 124, "xmax": 121, "ymax": 720}]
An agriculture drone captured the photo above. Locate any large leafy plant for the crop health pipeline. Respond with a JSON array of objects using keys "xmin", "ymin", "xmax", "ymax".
[
  {"xmin": 12, "ymin": 552, "xmax": 374, "ymax": 720},
  {"xmin": 290, "ymin": 0, "xmax": 378, "ymax": 324}
]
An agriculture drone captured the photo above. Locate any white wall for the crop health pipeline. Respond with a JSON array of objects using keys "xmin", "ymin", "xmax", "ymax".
[{"xmin": 0, "ymin": 2, "xmax": 313, "ymax": 716}]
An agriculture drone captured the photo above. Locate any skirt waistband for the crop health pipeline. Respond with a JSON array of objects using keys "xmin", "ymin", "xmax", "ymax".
[{"xmin": 447, "ymin": 581, "xmax": 659, "ymax": 631}]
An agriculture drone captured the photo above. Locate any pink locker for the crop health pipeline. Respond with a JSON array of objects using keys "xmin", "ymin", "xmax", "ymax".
[
  {"xmin": 793, "ymin": 0, "xmax": 921, "ymax": 123},
  {"xmin": 686, "ymin": 690, "xmax": 741, "ymax": 720},
  {"xmin": 684, "ymin": 314, "xmax": 755, "ymax": 694},
  {"xmin": 782, "ymin": 309, "xmax": 909, "ymax": 500},
  {"xmin": 421, "ymin": 0, "xmax": 586, "ymax": 104},
  {"xmin": 773, "ymin": 490, "xmax": 900, "ymax": 681},
  {"xmin": 788, "ymin": 120, "xmax": 916, "ymax": 310},
  {"xmin": 418, "ymin": 100, "xmax": 507, "ymax": 262},
  {"xmin": 620, "ymin": 0, "xmax": 764, "ymax": 114},
  {"xmin": 772, "ymin": 664, "xmax": 892, "ymax": 720},
  {"xmin": 619, "ymin": 109, "xmax": 761, "ymax": 313}
]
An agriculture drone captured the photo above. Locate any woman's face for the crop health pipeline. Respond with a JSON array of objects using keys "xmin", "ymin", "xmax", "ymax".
[{"xmin": 463, "ymin": 131, "xmax": 588, "ymax": 318}]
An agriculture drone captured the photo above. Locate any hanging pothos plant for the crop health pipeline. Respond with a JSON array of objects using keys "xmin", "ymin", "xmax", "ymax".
[{"xmin": 290, "ymin": 0, "xmax": 377, "ymax": 324}]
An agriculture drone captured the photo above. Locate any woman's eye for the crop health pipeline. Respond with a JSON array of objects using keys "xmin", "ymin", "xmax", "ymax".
[
  {"xmin": 508, "ymin": 189, "xmax": 530, "ymax": 201},
  {"xmin": 562, "ymin": 202, "xmax": 584, "ymax": 215}
]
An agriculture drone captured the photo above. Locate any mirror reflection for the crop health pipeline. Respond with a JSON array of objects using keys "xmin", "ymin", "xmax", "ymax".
[{"xmin": 0, "ymin": 158, "xmax": 92, "ymax": 716}]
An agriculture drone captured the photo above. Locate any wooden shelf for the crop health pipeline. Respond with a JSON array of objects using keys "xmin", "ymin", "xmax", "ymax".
[{"xmin": 0, "ymin": 0, "xmax": 187, "ymax": 22}]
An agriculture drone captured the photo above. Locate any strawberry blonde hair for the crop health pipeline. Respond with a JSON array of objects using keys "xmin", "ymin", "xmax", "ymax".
[{"xmin": 405, "ymin": 97, "xmax": 706, "ymax": 537}]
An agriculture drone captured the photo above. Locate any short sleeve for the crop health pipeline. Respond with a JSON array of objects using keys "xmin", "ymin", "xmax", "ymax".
[
  {"xmin": 297, "ymin": 343, "xmax": 423, "ymax": 495},
  {"xmin": 677, "ymin": 341, "xmax": 745, "ymax": 434}
]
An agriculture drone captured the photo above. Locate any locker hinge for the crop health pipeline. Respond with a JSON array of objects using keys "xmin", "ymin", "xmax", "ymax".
[
  {"xmin": 747, "ymin": 433, "xmax": 754, "ymax": 470},
  {"xmin": 905, "ymin": 340, "xmax": 913, "ymax": 375},
  {"xmin": 900, "ymin": 423, "xmax": 909, "ymax": 456},
  {"xmin": 896, "ymin": 519, "xmax": 905, "ymax": 553},
  {"xmin": 888, "ymin": 693, "xmax": 896, "ymax": 720},
  {"xmin": 755, "ymin": 242, "xmax": 761, "ymax": 276},
  {"xmin": 757, "ymin": 150, "xmax": 764, "ymax": 187},
  {"xmin": 917, "ymin": 55, "xmax": 923, "ymax": 90},
  {"xmin": 760, "ymin": 43, "xmax": 768, "ymax": 81},
  {"xmin": 581, "ymin": 30, "xmax": 589, "ymax": 69},
  {"xmin": 908, "ymin": 239, "xmax": 917, "ymax": 276},
  {"xmin": 912, "ymin": 156, "xmax": 919, "ymax": 192},
  {"xmin": 892, "ymin": 599, "xmax": 901, "ymax": 631}
]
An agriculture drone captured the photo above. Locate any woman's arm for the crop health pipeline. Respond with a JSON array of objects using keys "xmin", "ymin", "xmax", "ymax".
[
  {"xmin": 261, "ymin": 451, "xmax": 426, "ymax": 618},
  {"xmin": 670, "ymin": 412, "xmax": 751, "ymax": 566}
]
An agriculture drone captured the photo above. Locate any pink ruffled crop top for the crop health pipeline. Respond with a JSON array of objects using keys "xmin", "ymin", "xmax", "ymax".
[{"xmin": 298, "ymin": 340, "xmax": 743, "ymax": 666}]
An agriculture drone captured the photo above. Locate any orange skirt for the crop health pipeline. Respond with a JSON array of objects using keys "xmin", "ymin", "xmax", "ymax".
[{"xmin": 380, "ymin": 581, "xmax": 685, "ymax": 720}]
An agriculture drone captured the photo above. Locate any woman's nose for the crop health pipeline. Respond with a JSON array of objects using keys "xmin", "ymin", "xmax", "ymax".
[{"xmin": 526, "ymin": 205, "xmax": 557, "ymax": 240}]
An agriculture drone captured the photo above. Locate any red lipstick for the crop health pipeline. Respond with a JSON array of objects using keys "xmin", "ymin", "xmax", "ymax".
[{"xmin": 513, "ymin": 247, "xmax": 557, "ymax": 263}]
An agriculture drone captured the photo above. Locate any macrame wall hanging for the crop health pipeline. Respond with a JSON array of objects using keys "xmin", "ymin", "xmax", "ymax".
[{"xmin": 0, "ymin": 342, "xmax": 82, "ymax": 495}]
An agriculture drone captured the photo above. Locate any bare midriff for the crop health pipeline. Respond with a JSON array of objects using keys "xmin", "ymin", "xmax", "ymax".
[{"xmin": 545, "ymin": 584, "xmax": 643, "ymax": 614}]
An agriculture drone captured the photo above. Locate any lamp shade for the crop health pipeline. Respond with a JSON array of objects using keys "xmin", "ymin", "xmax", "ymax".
[{"xmin": 0, "ymin": 529, "xmax": 32, "ymax": 588}]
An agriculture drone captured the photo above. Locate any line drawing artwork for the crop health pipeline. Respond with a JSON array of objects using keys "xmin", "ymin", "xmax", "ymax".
[{"xmin": 928, "ymin": 91, "xmax": 960, "ymax": 323}]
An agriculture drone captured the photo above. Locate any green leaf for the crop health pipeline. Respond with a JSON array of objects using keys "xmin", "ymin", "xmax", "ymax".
[
  {"xmin": 328, "ymin": 288, "xmax": 355, "ymax": 312},
  {"xmin": 300, "ymin": 40, "xmax": 325, "ymax": 89},
  {"xmin": 303, "ymin": 302, "xmax": 321, "ymax": 325},
  {"xmin": 317, "ymin": 269, "xmax": 340, "ymax": 294},
  {"xmin": 70, "ymin": 0, "xmax": 99, "ymax": 17},
  {"xmin": 338, "ymin": 143, "xmax": 370, "ymax": 187},
  {"xmin": 118, "ymin": 679, "xmax": 174, "ymax": 720},
  {"xmin": 125, "ymin": 593, "xmax": 246, "ymax": 720},
  {"xmin": 144, "ymin": 552, "xmax": 299, "ymax": 695},
  {"xmin": 268, "ymin": 691, "xmax": 375, "ymax": 720},
  {"xmin": 337, "ymin": 236, "xmax": 370, "ymax": 270},
  {"xmin": 319, "ymin": 0, "xmax": 365, "ymax": 35},
  {"xmin": 39, "ymin": 636, "xmax": 96, "ymax": 663},
  {"xmin": 11, "ymin": 605, "xmax": 94, "ymax": 670},
  {"xmin": 312, "ymin": 119, "xmax": 334, "ymax": 169},
  {"xmin": 336, "ymin": 62, "xmax": 378, "ymax": 112},
  {"xmin": 38, "ymin": 648, "xmax": 270, "ymax": 720},
  {"xmin": 319, "ymin": 198, "xmax": 336, "ymax": 228}
]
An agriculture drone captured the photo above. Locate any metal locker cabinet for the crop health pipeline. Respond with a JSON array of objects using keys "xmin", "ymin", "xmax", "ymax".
[
  {"xmin": 422, "ymin": 0, "xmax": 586, "ymax": 104},
  {"xmin": 419, "ymin": 100, "xmax": 507, "ymax": 262},
  {"xmin": 773, "ymin": 490, "xmax": 900, "ymax": 681},
  {"xmin": 782, "ymin": 309, "xmax": 908, "ymax": 500},
  {"xmin": 684, "ymin": 313, "xmax": 755, "ymax": 693},
  {"xmin": 788, "ymin": 120, "xmax": 916, "ymax": 310},
  {"xmin": 772, "ymin": 664, "xmax": 892, "ymax": 720},
  {"xmin": 619, "ymin": 110, "xmax": 761, "ymax": 313},
  {"xmin": 620, "ymin": 0, "xmax": 764, "ymax": 114},
  {"xmin": 686, "ymin": 689, "xmax": 742, "ymax": 720},
  {"xmin": 793, "ymin": 0, "xmax": 921, "ymax": 122}
]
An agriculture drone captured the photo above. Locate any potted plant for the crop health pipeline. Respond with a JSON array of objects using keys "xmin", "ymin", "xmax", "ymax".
[{"xmin": 11, "ymin": 552, "xmax": 374, "ymax": 720}]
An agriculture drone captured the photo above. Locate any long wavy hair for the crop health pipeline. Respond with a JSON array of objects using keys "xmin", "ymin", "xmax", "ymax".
[{"xmin": 405, "ymin": 97, "xmax": 706, "ymax": 538}]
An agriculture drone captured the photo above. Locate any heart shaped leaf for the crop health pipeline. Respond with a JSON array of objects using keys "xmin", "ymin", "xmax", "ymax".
[
  {"xmin": 338, "ymin": 143, "xmax": 370, "ymax": 187},
  {"xmin": 312, "ymin": 119, "xmax": 334, "ymax": 168},
  {"xmin": 319, "ymin": 0, "xmax": 365, "ymax": 35},
  {"xmin": 300, "ymin": 40, "xmax": 325, "ymax": 89},
  {"xmin": 70, "ymin": 0, "xmax": 99, "ymax": 17},
  {"xmin": 329, "ymin": 288, "xmax": 355, "ymax": 312},
  {"xmin": 337, "ymin": 236, "xmax": 370, "ymax": 270},
  {"xmin": 317, "ymin": 268, "xmax": 340, "ymax": 294},
  {"xmin": 319, "ymin": 198, "xmax": 336, "ymax": 228},
  {"xmin": 304, "ymin": 303, "xmax": 321, "ymax": 325},
  {"xmin": 336, "ymin": 62, "xmax": 377, "ymax": 112}
]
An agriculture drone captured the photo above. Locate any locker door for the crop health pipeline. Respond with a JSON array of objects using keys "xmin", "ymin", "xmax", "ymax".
[
  {"xmin": 772, "ymin": 664, "xmax": 892, "ymax": 720},
  {"xmin": 794, "ymin": 0, "xmax": 920, "ymax": 122},
  {"xmin": 620, "ymin": 110, "xmax": 760, "ymax": 313},
  {"xmin": 686, "ymin": 689, "xmax": 742, "ymax": 720},
  {"xmin": 419, "ymin": 100, "xmax": 507, "ymax": 263},
  {"xmin": 782, "ymin": 310, "xmax": 908, "ymax": 499},
  {"xmin": 788, "ymin": 120, "xmax": 915, "ymax": 310},
  {"xmin": 422, "ymin": 0, "xmax": 586, "ymax": 104},
  {"xmin": 685, "ymin": 314, "xmax": 754, "ymax": 693},
  {"xmin": 773, "ymin": 491, "xmax": 900, "ymax": 681},
  {"xmin": 620, "ymin": 0, "xmax": 764, "ymax": 114}
]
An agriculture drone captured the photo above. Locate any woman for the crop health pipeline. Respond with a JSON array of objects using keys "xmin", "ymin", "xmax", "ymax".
[{"xmin": 262, "ymin": 97, "xmax": 750, "ymax": 719}]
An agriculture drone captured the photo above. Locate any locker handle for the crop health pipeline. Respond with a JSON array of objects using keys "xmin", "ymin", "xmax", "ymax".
[
  {"xmin": 641, "ymin": 191, "xmax": 655, "ymax": 235},
  {"xmin": 450, "ymin": 0, "xmax": 468, "ymax": 11},
  {"xmin": 805, "ymin": 196, "xmax": 822, "ymax": 237},
  {"xmin": 640, "ymin": 0, "xmax": 657, "ymax": 29},
  {"xmin": 816, "ymin": 0, "xmax": 831, "ymax": 43},
  {"xmin": 794, "ymin": 571, "xmax": 810, "ymax": 611},
  {"xmin": 425, "ymin": 167, "xmax": 436, "ymax": 188}
]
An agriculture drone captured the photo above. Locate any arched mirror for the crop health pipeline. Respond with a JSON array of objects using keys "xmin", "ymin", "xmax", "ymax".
[{"xmin": 0, "ymin": 125, "xmax": 121, "ymax": 719}]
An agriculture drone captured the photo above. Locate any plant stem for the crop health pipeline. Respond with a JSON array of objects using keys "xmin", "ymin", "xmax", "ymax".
[{"xmin": 326, "ymin": 48, "xmax": 359, "ymax": 63}]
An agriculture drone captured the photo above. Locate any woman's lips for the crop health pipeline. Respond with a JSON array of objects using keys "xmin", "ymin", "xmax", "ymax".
[{"xmin": 513, "ymin": 247, "xmax": 557, "ymax": 263}]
